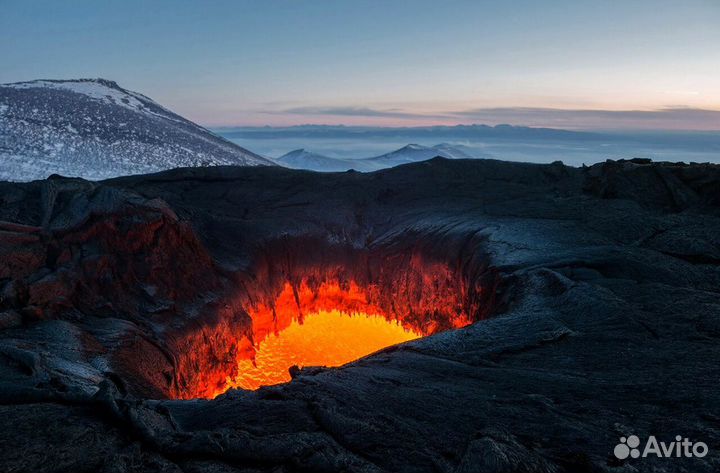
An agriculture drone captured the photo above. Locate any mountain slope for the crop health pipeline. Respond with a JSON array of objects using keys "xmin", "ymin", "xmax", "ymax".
[
  {"xmin": 0, "ymin": 78, "xmax": 274, "ymax": 181},
  {"xmin": 275, "ymin": 149, "xmax": 374, "ymax": 172}
]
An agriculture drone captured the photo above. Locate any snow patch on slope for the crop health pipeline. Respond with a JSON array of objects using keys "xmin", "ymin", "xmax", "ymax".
[{"xmin": 0, "ymin": 78, "xmax": 274, "ymax": 181}]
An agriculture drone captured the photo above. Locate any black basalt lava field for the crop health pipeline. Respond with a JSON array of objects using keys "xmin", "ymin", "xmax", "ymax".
[{"xmin": 1, "ymin": 157, "xmax": 719, "ymax": 472}]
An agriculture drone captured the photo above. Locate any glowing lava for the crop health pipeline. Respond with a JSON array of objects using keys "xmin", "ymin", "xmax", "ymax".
[
  {"xmin": 228, "ymin": 310, "xmax": 421, "ymax": 391},
  {"xmin": 209, "ymin": 278, "xmax": 474, "ymax": 396}
]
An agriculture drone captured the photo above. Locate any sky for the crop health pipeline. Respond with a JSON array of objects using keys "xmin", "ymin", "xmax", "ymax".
[{"xmin": 1, "ymin": 0, "xmax": 718, "ymax": 130}]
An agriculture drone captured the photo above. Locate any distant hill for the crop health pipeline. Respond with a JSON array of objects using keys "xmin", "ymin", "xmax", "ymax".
[
  {"xmin": 275, "ymin": 149, "xmax": 374, "ymax": 172},
  {"xmin": 0, "ymin": 78, "xmax": 274, "ymax": 181},
  {"xmin": 363, "ymin": 143, "xmax": 476, "ymax": 168},
  {"xmin": 272, "ymin": 143, "xmax": 479, "ymax": 172}
]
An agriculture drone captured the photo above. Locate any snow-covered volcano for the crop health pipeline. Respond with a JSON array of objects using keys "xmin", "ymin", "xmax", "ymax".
[{"xmin": 0, "ymin": 78, "xmax": 274, "ymax": 181}]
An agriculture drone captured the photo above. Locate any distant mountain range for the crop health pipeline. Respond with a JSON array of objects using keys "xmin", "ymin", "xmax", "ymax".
[
  {"xmin": 275, "ymin": 143, "xmax": 481, "ymax": 172},
  {"xmin": 217, "ymin": 123, "xmax": 595, "ymax": 141},
  {"xmin": 0, "ymin": 78, "xmax": 274, "ymax": 181}
]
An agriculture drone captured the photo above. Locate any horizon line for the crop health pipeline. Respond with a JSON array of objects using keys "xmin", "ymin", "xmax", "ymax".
[{"xmin": 207, "ymin": 123, "xmax": 720, "ymax": 133}]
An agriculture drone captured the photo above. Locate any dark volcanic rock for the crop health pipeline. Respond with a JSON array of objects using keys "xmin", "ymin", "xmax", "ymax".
[{"xmin": 0, "ymin": 158, "xmax": 719, "ymax": 472}]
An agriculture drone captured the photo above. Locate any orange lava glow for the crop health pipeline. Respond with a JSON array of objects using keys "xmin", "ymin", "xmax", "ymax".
[
  {"xmin": 227, "ymin": 309, "xmax": 421, "ymax": 390},
  {"xmin": 204, "ymin": 276, "xmax": 475, "ymax": 396}
]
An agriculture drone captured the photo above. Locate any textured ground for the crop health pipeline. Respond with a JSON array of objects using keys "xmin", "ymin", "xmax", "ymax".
[{"xmin": 0, "ymin": 158, "xmax": 719, "ymax": 472}]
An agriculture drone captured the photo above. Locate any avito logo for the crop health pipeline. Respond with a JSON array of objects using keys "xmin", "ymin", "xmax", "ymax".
[{"xmin": 614, "ymin": 435, "xmax": 708, "ymax": 460}]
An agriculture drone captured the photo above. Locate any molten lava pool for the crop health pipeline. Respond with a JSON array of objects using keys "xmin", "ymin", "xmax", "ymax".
[{"xmin": 227, "ymin": 310, "xmax": 421, "ymax": 390}]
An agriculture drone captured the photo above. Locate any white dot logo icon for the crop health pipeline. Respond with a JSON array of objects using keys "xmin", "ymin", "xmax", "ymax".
[{"xmin": 614, "ymin": 435, "xmax": 641, "ymax": 459}]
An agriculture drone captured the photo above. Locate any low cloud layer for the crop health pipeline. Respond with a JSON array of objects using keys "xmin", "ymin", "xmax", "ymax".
[
  {"xmin": 452, "ymin": 107, "xmax": 720, "ymax": 131},
  {"xmin": 278, "ymin": 106, "xmax": 449, "ymax": 121},
  {"xmin": 274, "ymin": 105, "xmax": 720, "ymax": 131}
]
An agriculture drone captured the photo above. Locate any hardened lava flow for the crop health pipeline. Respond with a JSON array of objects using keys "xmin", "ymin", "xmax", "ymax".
[{"xmin": 2, "ymin": 160, "xmax": 720, "ymax": 472}]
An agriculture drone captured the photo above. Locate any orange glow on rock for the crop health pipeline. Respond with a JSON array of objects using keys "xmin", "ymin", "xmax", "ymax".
[
  {"xmin": 227, "ymin": 309, "xmax": 421, "ymax": 391},
  {"xmin": 205, "ymin": 278, "xmax": 474, "ymax": 397}
]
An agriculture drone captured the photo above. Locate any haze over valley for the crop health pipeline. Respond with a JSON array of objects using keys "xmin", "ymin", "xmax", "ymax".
[{"xmin": 218, "ymin": 125, "xmax": 720, "ymax": 170}]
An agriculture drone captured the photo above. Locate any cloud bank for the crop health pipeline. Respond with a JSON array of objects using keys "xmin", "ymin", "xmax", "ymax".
[{"xmin": 272, "ymin": 105, "xmax": 720, "ymax": 131}]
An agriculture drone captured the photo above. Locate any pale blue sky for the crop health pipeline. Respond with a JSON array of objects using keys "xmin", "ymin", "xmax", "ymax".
[{"xmin": 1, "ymin": 0, "xmax": 718, "ymax": 129}]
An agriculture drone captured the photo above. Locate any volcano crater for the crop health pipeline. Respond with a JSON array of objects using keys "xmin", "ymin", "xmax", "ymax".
[{"xmin": 1, "ymin": 158, "xmax": 719, "ymax": 473}]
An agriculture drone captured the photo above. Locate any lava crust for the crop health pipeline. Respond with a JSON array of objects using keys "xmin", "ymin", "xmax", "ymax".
[{"xmin": 0, "ymin": 158, "xmax": 719, "ymax": 472}]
